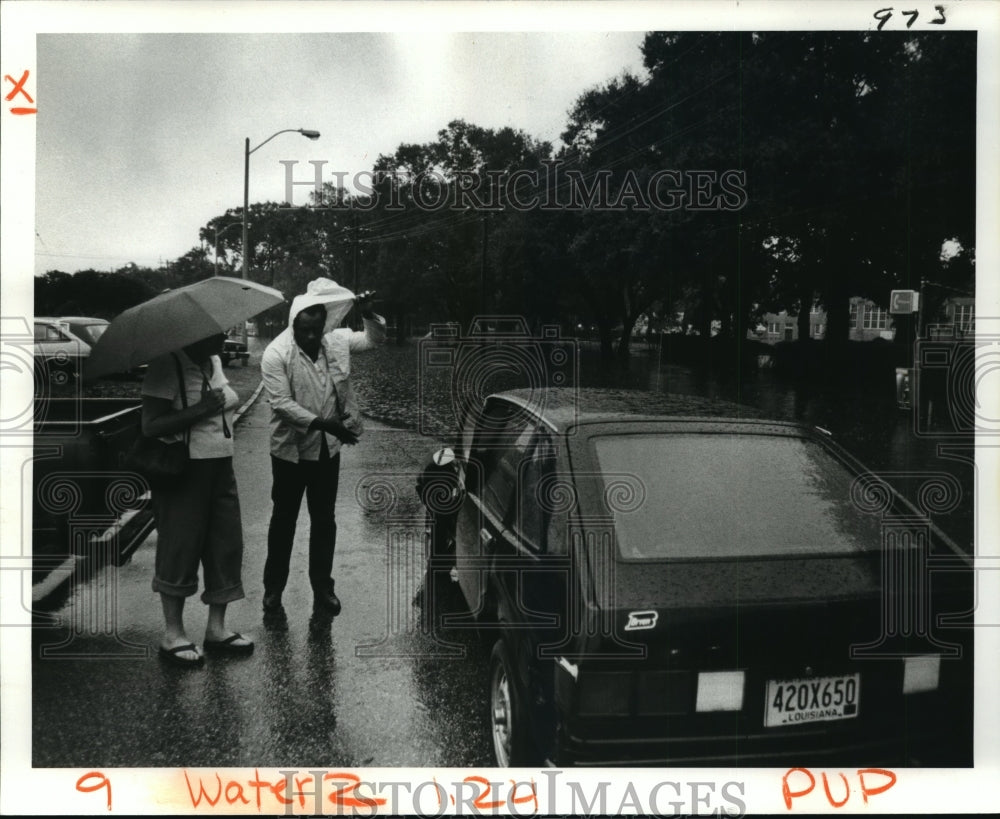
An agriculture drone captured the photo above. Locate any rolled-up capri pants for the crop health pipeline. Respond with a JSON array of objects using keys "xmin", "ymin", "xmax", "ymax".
[{"xmin": 151, "ymin": 457, "xmax": 245, "ymax": 604}]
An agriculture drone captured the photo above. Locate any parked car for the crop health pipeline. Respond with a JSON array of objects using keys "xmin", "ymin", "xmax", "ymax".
[
  {"xmin": 221, "ymin": 336, "xmax": 249, "ymax": 366},
  {"xmin": 32, "ymin": 397, "xmax": 154, "ymax": 605},
  {"xmin": 33, "ymin": 317, "xmax": 91, "ymax": 382},
  {"xmin": 57, "ymin": 316, "xmax": 109, "ymax": 348},
  {"xmin": 421, "ymin": 388, "xmax": 973, "ymax": 767}
]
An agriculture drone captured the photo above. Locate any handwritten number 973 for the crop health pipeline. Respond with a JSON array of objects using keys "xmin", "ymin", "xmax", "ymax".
[{"xmin": 874, "ymin": 6, "xmax": 947, "ymax": 30}]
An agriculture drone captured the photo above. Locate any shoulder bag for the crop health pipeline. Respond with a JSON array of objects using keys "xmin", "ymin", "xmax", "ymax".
[{"xmin": 125, "ymin": 353, "xmax": 190, "ymax": 490}]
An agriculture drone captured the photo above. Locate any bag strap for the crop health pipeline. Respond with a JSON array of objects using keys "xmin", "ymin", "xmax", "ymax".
[
  {"xmin": 196, "ymin": 357, "xmax": 232, "ymax": 440},
  {"xmin": 171, "ymin": 352, "xmax": 191, "ymax": 448}
]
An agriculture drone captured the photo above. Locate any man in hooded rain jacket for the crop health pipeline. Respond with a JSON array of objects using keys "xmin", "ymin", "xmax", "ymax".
[{"xmin": 259, "ymin": 278, "xmax": 385, "ymax": 616}]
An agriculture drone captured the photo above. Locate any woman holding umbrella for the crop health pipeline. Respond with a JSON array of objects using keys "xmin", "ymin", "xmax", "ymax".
[
  {"xmin": 141, "ymin": 332, "xmax": 254, "ymax": 666},
  {"xmin": 89, "ymin": 277, "xmax": 284, "ymax": 666}
]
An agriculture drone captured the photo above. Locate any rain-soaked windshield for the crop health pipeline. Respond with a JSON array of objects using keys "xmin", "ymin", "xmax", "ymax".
[{"xmin": 592, "ymin": 433, "xmax": 885, "ymax": 559}]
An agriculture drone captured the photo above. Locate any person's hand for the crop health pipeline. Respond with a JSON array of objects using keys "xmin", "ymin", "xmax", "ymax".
[
  {"xmin": 355, "ymin": 290, "xmax": 377, "ymax": 318},
  {"xmin": 320, "ymin": 416, "xmax": 359, "ymax": 445},
  {"xmin": 198, "ymin": 382, "xmax": 226, "ymax": 415}
]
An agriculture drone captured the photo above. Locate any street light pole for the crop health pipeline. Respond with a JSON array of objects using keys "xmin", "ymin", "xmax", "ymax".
[
  {"xmin": 242, "ymin": 136, "xmax": 250, "ymax": 283},
  {"xmin": 241, "ymin": 127, "xmax": 320, "ymax": 344}
]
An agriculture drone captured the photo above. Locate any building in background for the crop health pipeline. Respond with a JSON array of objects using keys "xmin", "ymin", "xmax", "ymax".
[
  {"xmin": 750, "ymin": 298, "xmax": 896, "ymax": 344},
  {"xmin": 926, "ymin": 296, "xmax": 975, "ymax": 339}
]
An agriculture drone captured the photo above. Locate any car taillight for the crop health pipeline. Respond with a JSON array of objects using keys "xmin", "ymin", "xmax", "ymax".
[
  {"xmin": 636, "ymin": 670, "xmax": 694, "ymax": 715},
  {"xmin": 695, "ymin": 670, "xmax": 745, "ymax": 712},
  {"xmin": 577, "ymin": 671, "xmax": 632, "ymax": 716},
  {"xmin": 902, "ymin": 655, "xmax": 940, "ymax": 693}
]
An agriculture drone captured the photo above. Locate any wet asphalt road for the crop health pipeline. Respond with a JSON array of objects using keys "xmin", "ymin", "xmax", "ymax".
[
  {"xmin": 29, "ymin": 347, "xmax": 976, "ymax": 770},
  {"xmin": 31, "ymin": 396, "xmax": 494, "ymax": 768}
]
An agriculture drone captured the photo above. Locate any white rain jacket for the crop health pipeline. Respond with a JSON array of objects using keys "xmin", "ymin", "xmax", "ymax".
[{"xmin": 260, "ymin": 278, "xmax": 386, "ymax": 462}]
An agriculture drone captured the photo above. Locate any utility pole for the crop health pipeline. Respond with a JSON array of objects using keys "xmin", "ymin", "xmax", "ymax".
[
  {"xmin": 917, "ymin": 277, "xmax": 926, "ymax": 340},
  {"xmin": 353, "ymin": 212, "xmax": 361, "ymax": 329},
  {"xmin": 353, "ymin": 212, "xmax": 360, "ymax": 292},
  {"xmin": 241, "ymin": 136, "xmax": 250, "ymax": 348},
  {"xmin": 481, "ymin": 215, "xmax": 489, "ymax": 314}
]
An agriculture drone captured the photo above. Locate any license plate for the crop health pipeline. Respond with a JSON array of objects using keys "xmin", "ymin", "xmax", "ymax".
[{"xmin": 764, "ymin": 674, "xmax": 860, "ymax": 727}]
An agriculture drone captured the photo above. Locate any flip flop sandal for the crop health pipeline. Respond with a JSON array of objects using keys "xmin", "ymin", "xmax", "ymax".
[
  {"xmin": 158, "ymin": 643, "xmax": 204, "ymax": 667},
  {"xmin": 204, "ymin": 633, "xmax": 255, "ymax": 655}
]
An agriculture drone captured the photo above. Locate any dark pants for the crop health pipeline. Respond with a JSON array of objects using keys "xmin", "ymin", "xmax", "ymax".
[{"xmin": 263, "ymin": 450, "xmax": 341, "ymax": 597}]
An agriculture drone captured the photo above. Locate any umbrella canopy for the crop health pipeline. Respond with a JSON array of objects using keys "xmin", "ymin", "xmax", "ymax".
[{"xmin": 86, "ymin": 276, "xmax": 284, "ymax": 377}]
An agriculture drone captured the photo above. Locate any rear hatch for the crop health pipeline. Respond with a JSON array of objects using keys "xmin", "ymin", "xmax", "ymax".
[{"xmin": 554, "ymin": 421, "xmax": 973, "ymax": 765}]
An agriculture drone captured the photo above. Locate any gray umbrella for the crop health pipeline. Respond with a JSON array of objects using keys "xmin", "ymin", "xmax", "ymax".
[{"xmin": 86, "ymin": 276, "xmax": 284, "ymax": 377}]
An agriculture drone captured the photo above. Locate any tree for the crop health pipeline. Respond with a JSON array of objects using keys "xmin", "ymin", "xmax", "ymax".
[
  {"xmin": 35, "ymin": 269, "xmax": 155, "ymax": 318},
  {"xmin": 738, "ymin": 31, "xmax": 975, "ymax": 344},
  {"xmin": 114, "ymin": 262, "xmax": 168, "ymax": 294},
  {"xmin": 166, "ymin": 247, "xmax": 214, "ymax": 286},
  {"xmin": 559, "ymin": 37, "xmax": 754, "ymax": 358},
  {"xmin": 623, "ymin": 30, "xmax": 976, "ymax": 353},
  {"xmin": 359, "ymin": 119, "xmax": 555, "ymax": 340}
]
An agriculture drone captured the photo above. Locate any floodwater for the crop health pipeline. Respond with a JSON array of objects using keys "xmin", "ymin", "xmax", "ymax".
[{"xmin": 349, "ymin": 339, "xmax": 975, "ymax": 552}]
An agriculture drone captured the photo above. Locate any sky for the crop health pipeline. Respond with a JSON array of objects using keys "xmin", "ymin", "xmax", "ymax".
[{"xmin": 32, "ymin": 30, "xmax": 649, "ymax": 275}]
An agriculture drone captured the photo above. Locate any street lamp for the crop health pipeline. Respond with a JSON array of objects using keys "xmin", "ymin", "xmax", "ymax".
[{"xmin": 241, "ymin": 127, "xmax": 321, "ymax": 341}]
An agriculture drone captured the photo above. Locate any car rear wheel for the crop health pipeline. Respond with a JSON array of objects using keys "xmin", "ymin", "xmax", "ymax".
[{"xmin": 488, "ymin": 638, "xmax": 533, "ymax": 766}]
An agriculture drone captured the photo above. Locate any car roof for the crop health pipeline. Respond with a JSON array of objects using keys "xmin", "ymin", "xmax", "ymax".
[{"xmin": 489, "ymin": 387, "xmax": 784, "ymax": 433}]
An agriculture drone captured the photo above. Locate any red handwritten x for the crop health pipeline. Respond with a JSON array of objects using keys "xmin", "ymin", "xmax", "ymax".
[{"xmin": 5, "ymin": 70, "xmax": 37, "ymax": 114}]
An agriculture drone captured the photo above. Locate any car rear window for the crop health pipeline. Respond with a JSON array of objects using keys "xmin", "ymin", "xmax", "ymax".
[
  {"xmin": 83, "ymin": 323, "xmax": 107, "ymax": 343},
  {"xmin": 72, "ymin": 323, "xmax": 107, "ymax": 345},
  {"xmin": 592, "ymin": 433, "xmax": 884, "ymax": 559}
]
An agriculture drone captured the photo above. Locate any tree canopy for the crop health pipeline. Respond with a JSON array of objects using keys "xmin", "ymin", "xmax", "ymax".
[{"xmin": 40, "ymin": 31, "xmax": 975, "ymax": 360}]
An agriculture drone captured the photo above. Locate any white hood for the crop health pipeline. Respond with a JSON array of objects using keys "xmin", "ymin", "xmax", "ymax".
[{"xmin": 288, "ymin": 277, "xmax": 356, "ymax": 333}]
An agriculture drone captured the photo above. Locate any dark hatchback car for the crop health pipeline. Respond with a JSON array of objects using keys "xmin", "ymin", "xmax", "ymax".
[{"xmin": 422, "ymin": 388, "xmax": 973, "ymax": 767}]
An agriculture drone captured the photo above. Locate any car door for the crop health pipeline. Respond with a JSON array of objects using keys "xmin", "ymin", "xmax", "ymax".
[
  {"xmin": 486, "ymin": 424, "xmax": 569, "ymax": 759},
  {"xmin": 453, "ymin": 399, "xmax": 532, "ymax": 617},
  {"xmin": 489, "ymin": 424, "xmax": 560, "ymax": 622}
]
